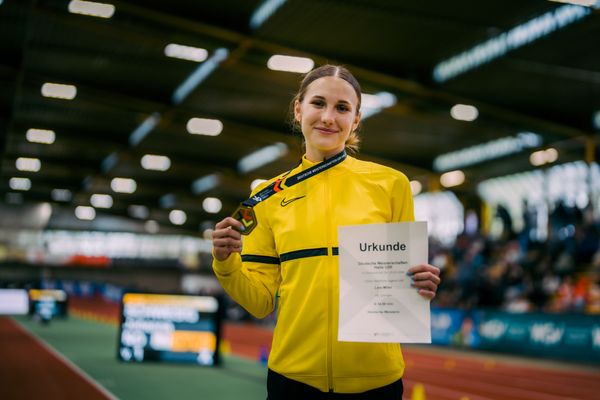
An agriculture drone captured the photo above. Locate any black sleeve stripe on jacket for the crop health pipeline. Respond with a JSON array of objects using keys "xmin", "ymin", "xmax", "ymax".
[{"xmin": 241, "ymin": 254, "xmax": 280, "ymax": 264}]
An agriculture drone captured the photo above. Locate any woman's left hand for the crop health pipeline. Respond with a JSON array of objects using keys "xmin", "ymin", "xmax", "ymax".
[{"xmin": 408, "ymin": 264, "xmax": 441, "ymax": 300}]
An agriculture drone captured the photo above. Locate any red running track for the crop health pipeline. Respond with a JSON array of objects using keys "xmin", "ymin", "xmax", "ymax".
[
  {"xmin": 401, "ymin": 347, "xmax": 600, "ymax": 400},
  {"xmin": 0, "ymin": 317, "xmax": 113, "ymax": 400}
]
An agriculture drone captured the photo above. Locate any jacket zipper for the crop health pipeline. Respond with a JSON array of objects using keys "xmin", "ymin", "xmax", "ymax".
[{"xmin": 325, "ymin": 170, "xmax": 334, "ymax": 392}]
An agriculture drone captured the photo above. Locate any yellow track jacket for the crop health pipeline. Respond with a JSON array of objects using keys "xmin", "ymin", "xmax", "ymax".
[{"xmin": 213, "ymin": 155, "xmax": 414, "ymax": 393}]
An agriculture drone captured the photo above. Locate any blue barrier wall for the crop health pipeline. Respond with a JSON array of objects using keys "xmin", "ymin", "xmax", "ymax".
[{"xmin": 432, "ymin": 308, "xmax": 600, "ymax": 364}]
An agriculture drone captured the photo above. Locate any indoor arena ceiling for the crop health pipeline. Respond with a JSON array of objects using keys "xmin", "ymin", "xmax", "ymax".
[{"xmin": 0, "ymin": 0, "xmax": 598, "ymax": 234}]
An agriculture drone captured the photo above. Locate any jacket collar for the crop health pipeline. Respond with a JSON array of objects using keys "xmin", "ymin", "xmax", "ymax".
[{"xmin": 300, "ymin": 152, "xmax": 352, "ymax": 170}]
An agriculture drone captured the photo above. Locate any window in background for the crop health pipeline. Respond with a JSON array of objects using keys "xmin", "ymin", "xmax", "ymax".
[{"xmin": 414, "ymin": 191, "xmax": 464, "ymax": 246}]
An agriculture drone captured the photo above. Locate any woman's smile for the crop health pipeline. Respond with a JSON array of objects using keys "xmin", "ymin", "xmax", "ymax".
[{"xmin": 314, "ymin": 126, "xmax": 338, "ymax": 134}]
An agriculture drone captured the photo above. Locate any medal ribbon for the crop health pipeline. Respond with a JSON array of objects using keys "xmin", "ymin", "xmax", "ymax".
[
  {"xmin": 232, "ymin": 150, "xmax": 347, "ymax": 235},
  {"xmin": 241, "ymin": 149, "xmax": 347, "ymax": 207}
]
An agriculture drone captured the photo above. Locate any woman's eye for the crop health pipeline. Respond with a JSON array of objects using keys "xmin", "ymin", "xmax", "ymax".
[
  {"xmin": 311, "ymin": 100, "xmax": 325, "ymax": 107},
  {"xmin": 337, "ymin": 104, "xmax": 350, "ymax": 112}
]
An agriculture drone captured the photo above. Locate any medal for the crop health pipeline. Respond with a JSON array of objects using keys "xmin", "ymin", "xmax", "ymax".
[{"xmin": 232, "ymin": 204, "xmax": 258, "ymax": 235}]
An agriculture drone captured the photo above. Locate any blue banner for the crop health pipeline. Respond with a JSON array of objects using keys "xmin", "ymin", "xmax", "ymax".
[
  {"xmin": 472, "ymin": 310, "xmax": 600, "ymax": 363},
  {"xmin": 431, "ymin": 309, "xmax": 464, "ymax": 346}
]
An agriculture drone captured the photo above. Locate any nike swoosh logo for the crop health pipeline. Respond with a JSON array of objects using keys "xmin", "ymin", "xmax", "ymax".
[{"xmin": 280, "ymin": 196, "xmax": 306, "ymax": 207}]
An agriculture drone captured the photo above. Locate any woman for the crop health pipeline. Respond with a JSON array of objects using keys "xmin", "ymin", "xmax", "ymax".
[{"xmin": 212, "ymin": 65, "xmax": 441, "ymax": 399}]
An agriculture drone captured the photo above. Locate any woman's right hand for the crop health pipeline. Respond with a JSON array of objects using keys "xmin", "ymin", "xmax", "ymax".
[{"xmin": 212, "ymin": 217, "xmax": 244, "ymax": 261}]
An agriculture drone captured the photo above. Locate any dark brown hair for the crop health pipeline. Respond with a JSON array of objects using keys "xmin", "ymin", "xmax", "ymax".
[{"xmin": 290, "ymin": 64, "xmax": 362, "ymax": 154}]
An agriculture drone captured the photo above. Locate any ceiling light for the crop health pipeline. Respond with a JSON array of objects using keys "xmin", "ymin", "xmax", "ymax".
[
  {"xmin": 549, "ymin": 1, "xmax": 598, "ymax": 7},
  {"xmin": 160, "ymin": 194, "xmax": 177, "ymax": 209},
  {"xmin": 82, "ymin": 176, "xmax": 94, "ymax": 191},
  {"xmin": 41, "ymin": 83, "xmax": 77, "ymax": 100},
  {"xmin": 51, "ymin": 189, "xmax": 72, "ymax": 202},
  {"xmin": 144, "ymin": 220, "xmax": 159, "ymax": 234},
  {"xmin": 90, "ymin": 194, "xmax": 113, "ymax": 208},
  {"xmin": 129, "ymin": 113, "xmax": 161, "ymax": 147},
  {"xmin": 186, "ymin": 118, "xmax": 223, "ymax": 136},
  {"xmin": 192, "ymin": 174, "xmax": 219, "ymax": 195},
  {"xmin": 433, "ymin": 4, "xmax": 591, "ymax": 82},
  {"xmin": 593, "ymin": 110, "xmax": 600, "ymax": 130},
  {"xmin": 141, "ymin": 154, "xmax": 171, "ymax": 171},
  {"xmin": 361, "ymin": 92, "xmax": 397, "ymax": 119},
  {"xmin": 26, "ymin": 128, "xmax": 55, "ymax": 144},
  {"xmin": 361, "ymin": 92, "xmax": 397, "ymax": 109},
  {"xmin": 450, "ymin": 104, "xmax": 479, "ymax": 121},
  {"xmin": 545, "ymin": 148, "xmax": 559, "ymax": 163},
  {"xmin": 164, "ymin": 44, "xmax": 208, "ymax": 62},
  {"xmin": 251, "ymin": 179, "xmax": 267, "ymax": 191},
  {"xmin": 361, "ymin": 93, "xmax": 381, "ymax": 109},
  {"xmin": 101, "ymin": 153, "xmax": 118, "ymax": 173},
  {"xmin": 410, "ymin": 180, "xmax": 423, "ymax": 196},
  {"xmin": 530, "ymin": 150, "xmax": 546, "ymax": 166},
  {"xmin": 16, "ymin": 157, "xmax": 41, "ymax": 172},
  {"xmin": 75, "ymin": 206, "xmax": 96, "ymax": 221},
  {"xmin": 250, "ymin": 0, "xmax": 289, "ymax": 29},
  {"xmin": 530, "ymin": 148, "xmax": 559, "ymax": 166},
  {"xmin": 202, "ymin": 197, "xmax": 222, "ymax": 214},
  {"xmin": 169, "ymin": 210, "xmax": 187, "ymax": 225},
  {"xmin": 38, "ymin": 203, "xmax": 53, "ymax": 223},
  {"xmin": 172, "ymin": 48, "xmax": 229, "ymax": 105},
  {"xmin": 9, "ymin": 177, "xmax": 31, "ymax": 191},
  {"xmin": 68, "ymin": 0, "xmax": 115, "ymax": 18},
  {"xmin": 128, "ymin": 205, "xmax": 149, "ymax": 219},
  {"xmin": 433, "ymin": 132, "xmax": 542, "ymax": 172},
  {"xmin": 440, "ymin": 170, "xmax": 465, "ymax": 188},
  {"xmin": 111, "ymin": 177, "xmax": 137, "ymax": 194},
  {"xmin": 267, "ymin": 55, "xmax": 314, "ymax": 73},
  {"xmin": 238, "ymin": 142, "xmax": 288, "ymax": 173}
]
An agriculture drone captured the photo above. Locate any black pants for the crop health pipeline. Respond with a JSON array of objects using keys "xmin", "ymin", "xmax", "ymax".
[{"xmin": 266, "ymin": 369, "xmax": 403, "ymax": 400}]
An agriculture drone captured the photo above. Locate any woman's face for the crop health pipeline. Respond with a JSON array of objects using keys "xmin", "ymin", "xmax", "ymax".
[{"xmin": 294, "ymin": 76, "xmax": 361, "ymax": 161}]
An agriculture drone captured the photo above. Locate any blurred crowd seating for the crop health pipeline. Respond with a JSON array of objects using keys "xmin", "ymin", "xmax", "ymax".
[{"xmin": 432, "ymin": 202, "xmax": 600, "ymax": 314}]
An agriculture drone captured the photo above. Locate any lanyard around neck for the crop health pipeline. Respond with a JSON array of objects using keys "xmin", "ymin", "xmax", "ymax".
[{"xmin": 242, "ymin": 149, "xmax": 347, "ymax": 208}]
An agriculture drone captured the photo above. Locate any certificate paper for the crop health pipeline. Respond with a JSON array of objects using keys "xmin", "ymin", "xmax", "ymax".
[{"xmin": 338, "ymin": 221, "xmax": 431, "ymax": 343}]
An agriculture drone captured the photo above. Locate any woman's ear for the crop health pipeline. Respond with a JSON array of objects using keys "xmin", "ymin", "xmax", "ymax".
[
  {"xmin": 353, "ymin": 111, "xmax": 362, "ymax": 131},
  {"xmin": 294, "ymin": 100, "xmax": 301, "ymax": 122}
]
